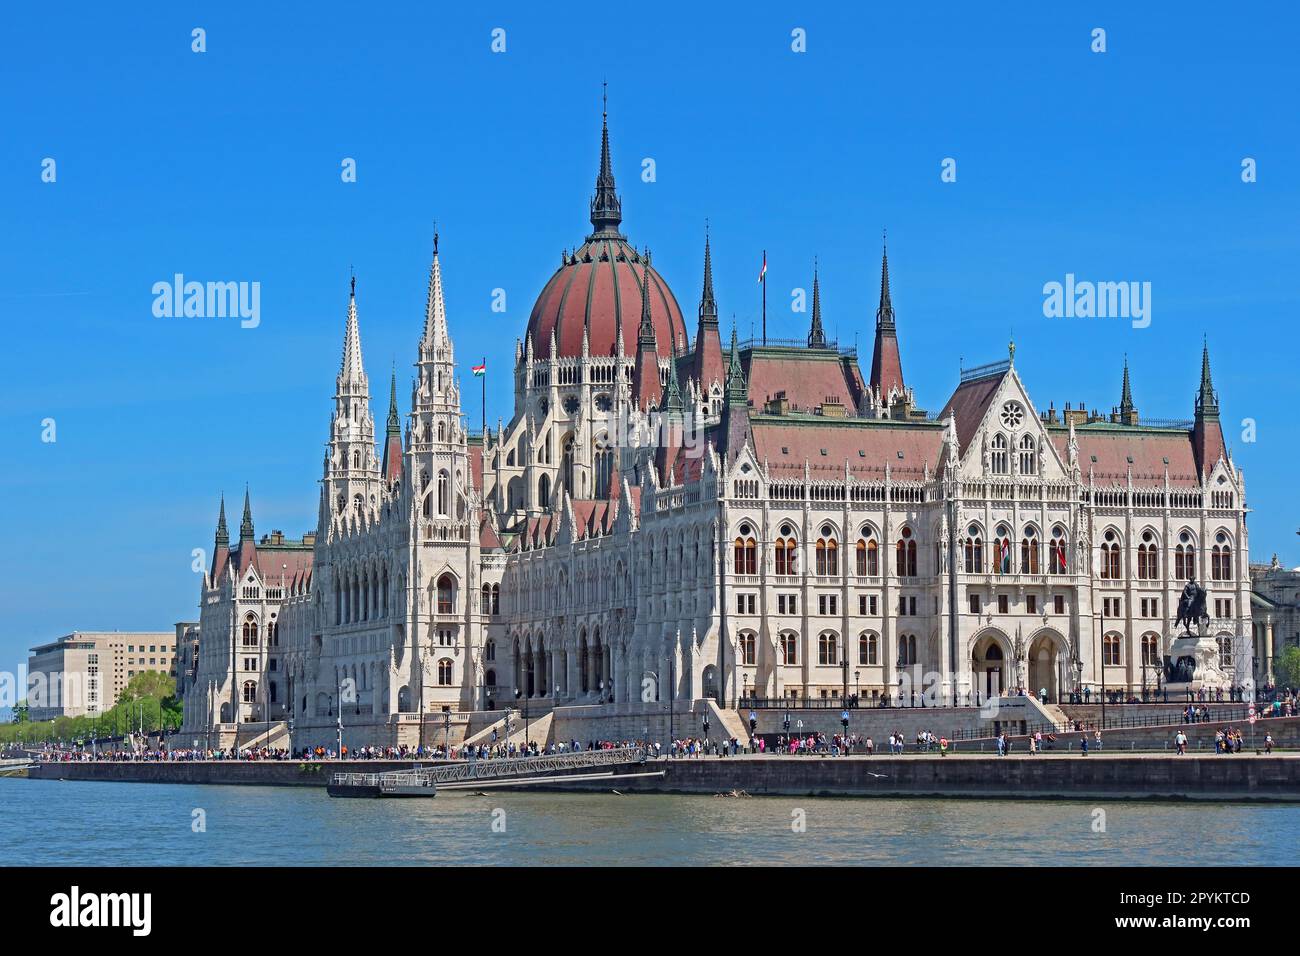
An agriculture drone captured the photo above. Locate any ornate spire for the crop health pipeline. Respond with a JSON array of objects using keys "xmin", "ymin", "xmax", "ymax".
[
  {"xmin": 699, "ymin": 224, "xmax": 717, "ymax": 326},
  {"xmin": 638, "ymin": 260, "xmax": 657, "ymax": 348},
  {"xmin": 239, "ymin": 486, "xmax": 254, "ymax": 542},
  {"xmin": 214, "ymin": 494, "xmax": 229, "ymax": 549},
  {"xmin": 1120, "ymin": 355, "xmax": 1134, "ymax": 413},
  {"xmin": 422, "ymin": 230, "xmax": 451, "ymax": 356},
  {"xmin": 589, "ymin": 84, "xmax": 622, "ymax": 236},
  {"xmin": 386, "ymin": 366, "xmax": 401, "ymax": 434},
  {"xmin": 876, "ymin": 236, "xmax": 895, "ymax": 330},
  {"xmin": 807, "ymin": 259, "xmax": 826, "ymax": 348},
  {"xmin": 664, "ymin": 341, "xmax": 684, "ymax": 414},
  {"xmin": 725, "ymin": 323, "xmax": 747, "ymax": 405},
  {"xmin": 1196, "ymin": 337, "xmax": 1218, "ymax": 414},
  {"xmin": 339, "ymin": 276, "xmax": 367, "ymax": 387}
]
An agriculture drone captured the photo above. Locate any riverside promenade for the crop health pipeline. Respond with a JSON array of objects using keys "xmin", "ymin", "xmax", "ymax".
[{"xmin": 26, "ymin": 751, "xmax": 1300, "ymax": 802}]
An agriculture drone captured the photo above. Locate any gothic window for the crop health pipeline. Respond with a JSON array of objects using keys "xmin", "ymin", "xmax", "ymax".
[
  {"xmin": 481, "ymin": 584, "xmax": 492, "ymax": 615},
  {"xmin": 991, "ymin": 526, "xmax": 1012, "ymax": 574},
  {"xmin": 538, "ymin": 474, "xmax": 551, "ymax": 509},
  {"xmin": 858, "ymin": 632, "xmax": 878, "ymax": 666},
  {"xmin": 242, "ymin": 614, "xmax": 259, "ymax": 647},
  {"xmin": 734, "ymin": 523, "xmax": 757, "ymax": 575},
  {"xmin": 896, "ymin": 526, "xmax": 918, "ymax": 577},
  {"xmin": 1137, "ymin": 530, "xmax": 1160, "ymax": 580},
  {"xmin": 963, "ymin": 525, "xmax": 983, "ymax": 574},
  {"xmin": 816, "ymin": 526, "xmax": 839, "ymax": 576},
  {"xmin": 561, "ymin": 435, "xmax": 575, "ymax": 497},
  {"xmin": 1141, "ymin": 633, "xmax": 1160, "ymax": 667},
  {"xmin": 1174, "ymin": 531, "xmax": 1196, "ymax": 580},
  {"xmin": 856, "ymin": 528, "xmax": 879, "ymax": 576},
  {"xmin": 898, "ymin": 634, "xmax": 918, "ymax": 666},
  {"xmin": 818, "ymin": 632, "xmax": 839, "ymax": 666},
  {"xmin": 1020, "ymin": 526, "xmax": 1040, "ymax": 574},
  {"xmin": 1217, "ymin": 636, "xmax": 1232, "ymax": 668},
  {"xmin": 352, "ymin": 450, "xmax": 361, "ymax": 469},
  {"xmin": 337, "ymin": 493, "xmax": 346, "ymax": 514},
  {"xmin": 1211, "ymin": 532, "xmax": 1233, "ymax": 581},
  {"xmin": 999, "ymin": 402, "xmax": 1024, "ymax": 429},
  {"xmin": 242, "ymin": 680, "xmax": 257, "ymax": 703},
  {"xmin": 485, "ymin": 639, "xmax": 496, "ymax": 662},
  {"xmin": 1018, "ymin": 434, "xmax": 1036, "ymax": 475},
  {"xmin": 740, "ymin": 631, "xmax": 756, "ymax": 666},
  {"xmin": 1049, "ymin": 526, "xmax": 1068, "ymax": 575},
  {"xmin": 437, "ymin": 659, "xmax": 453, "ymax": 686},
  {"xmin": 990, "ymin": 433, "xmax": 1009, "ymax": 474},
  {"xmin": 436, "ymin": 574, "xmax": 456, "ymax": 615},
  {"xmin": 780, "ymin": 632, "xmax": 799, "ymax": 666},
  {"xmin": 1101, "ymin": 530, "xmax": 1122, "ymax": 580},
  {"xmin": 1103, "ymin": 633, "xmax": 1122, "ymax": 666},
  {"xmin": 437, "ymin": 471, "xmax": 449, "ymax": 516},
  {"xmin": 594, "ymin": 443, "xmax": 613, "ymax": 499},
  {"xmin": 437, "ymin": 421, "xmax": 446, "ymax": 442},
  {"xmin": 775, "ymin": 525, "xmax": 798, "ymax": 576}
]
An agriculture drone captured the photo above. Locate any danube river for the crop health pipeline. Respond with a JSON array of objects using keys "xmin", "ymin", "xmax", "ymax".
[{"xmin": 3, "ymin": 777, "xmax": 1296, "ymax": 866}]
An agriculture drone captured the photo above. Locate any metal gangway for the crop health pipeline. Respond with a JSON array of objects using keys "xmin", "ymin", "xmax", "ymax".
[{"xmin": 329, "ymin": 746, "xmax": 653, "ymax": 797}]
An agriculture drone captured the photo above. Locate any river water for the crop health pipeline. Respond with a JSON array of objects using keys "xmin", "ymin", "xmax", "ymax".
[{"xmin": 3, "ymin": 777, "xmax": 1295, "ymax": 866}]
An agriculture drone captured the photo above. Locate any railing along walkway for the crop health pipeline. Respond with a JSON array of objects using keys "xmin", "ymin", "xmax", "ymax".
[{"xmin": 330, "ymin": 746, "xmax": 647, "ymax": 791}]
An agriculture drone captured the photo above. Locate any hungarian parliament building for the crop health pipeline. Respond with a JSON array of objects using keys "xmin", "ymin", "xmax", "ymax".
[{"xmin": 178, "ymin": 109, "xmax": 1253, "ymax": 746}]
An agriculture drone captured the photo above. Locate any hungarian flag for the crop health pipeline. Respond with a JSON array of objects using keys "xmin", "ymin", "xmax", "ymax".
[
  {"xmin": 999, "ymin": 540, "xmax": 1012, "ymax": 573},
  {"xmin": 757, "ymin": 251, "xmax": 767, "ymax": 283},
  {"xmin": 471, "ymin": 362, "xmax": 486, "ymax": 377}
]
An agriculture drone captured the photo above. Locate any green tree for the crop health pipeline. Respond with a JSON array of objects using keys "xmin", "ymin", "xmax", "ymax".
[{"xmin": 1275, "ymin": 646, "xmax": 1300, "ymax": 692}]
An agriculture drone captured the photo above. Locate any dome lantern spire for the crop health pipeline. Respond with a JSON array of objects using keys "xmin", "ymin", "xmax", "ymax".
[{"xmin": 589, "ymin": 83, "xmax": 623, "ymax": 237}]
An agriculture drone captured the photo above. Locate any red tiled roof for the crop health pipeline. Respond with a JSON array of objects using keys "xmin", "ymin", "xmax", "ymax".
[
  {"xmin": 1048, "ymin": 425, "xmax": 1203, "ymax": 486},
  {"xmin": 938, "ymin": 371, "xmax": 1007, "ymax": 455},
  {"xmin": 745, "ymin": 349, "xmax": 861, "ymax": 415},
  {"xmin": 750, "ymin": 418, "xmax": 944, "ymax": 479}
]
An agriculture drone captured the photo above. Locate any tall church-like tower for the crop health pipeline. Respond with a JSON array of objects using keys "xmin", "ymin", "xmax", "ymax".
[{"xmin": 321, "ymin": 277, "xmax": 381, "ymax": 529}]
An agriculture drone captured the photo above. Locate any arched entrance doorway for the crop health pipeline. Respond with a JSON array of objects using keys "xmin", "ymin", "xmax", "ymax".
[
  {"xmin": 972, "ymin": 634, "xmax": 1007, "ymax": 699},
  {"xmin": 701, "ymin": 664, "xmax": 719, "ymax": 701},
  {"xmin": 1028, "ymin": 632, "xmax": 1060, "ymax": 702}
]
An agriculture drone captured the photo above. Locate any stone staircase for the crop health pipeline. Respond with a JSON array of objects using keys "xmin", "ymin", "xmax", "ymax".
[{"xmin": 235, "ymin": 721, "xmax": 290, "ymax": 751}]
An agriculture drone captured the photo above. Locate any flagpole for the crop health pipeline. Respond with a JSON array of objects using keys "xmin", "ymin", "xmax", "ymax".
[
  {"xmin": 481, "ymin": 355, "xmax": 486, "ymax": 440},
  {"xmin": 761, "ymin": 250, "xmax": 767, "ymax": 346}
]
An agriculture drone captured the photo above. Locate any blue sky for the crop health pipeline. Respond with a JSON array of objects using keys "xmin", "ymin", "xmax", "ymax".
[{"xmin": 2, "ymin": 3, "xmax": 1297, "ymax": 669}]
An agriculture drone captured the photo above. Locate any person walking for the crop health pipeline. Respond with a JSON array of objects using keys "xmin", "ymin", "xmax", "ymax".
[
  {"xmin": 1080, "ymin": 733, "xmax": 1089, "ymax": 756},
  {"xmin": 1174, "ymin": 730, "xmax": 1187, "ymax": 755},
  {"xmin": 1264, "ymin": 732, "xmax": 1274, "ymax": 754}
]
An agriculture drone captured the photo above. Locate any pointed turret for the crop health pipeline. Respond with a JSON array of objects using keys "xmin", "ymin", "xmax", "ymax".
[
  {"xmin": 869, "ymin": 236, "xmax": 906, "ymax": 404},
  {"xmin": 211, "ymin": 494, "xmax": 230, "ymax": 580},
  {"xmin": 807, "ymin": 260, "xmax": 826, "ymax": 348},
  {"xmin": 382, "ymin": 367, "xmax": 403, "ymax": 483},
  {"xmin": 720, "ymin": 323, "xmax": 751, "ymax": 462},
  {"xmin": 421, "ymin": 232, "xmax": 452, "ymax": 359},
  {"xmin": 339, "ymin": 275, "xmax": 367, "ymax": 389},
  {"xmin": 1193, "ymin": 338, "xmax": 1225, "ymax": 474},
  {"xmin": 691, "ymin": 226, "xmax": 724, "ymax": 392},
  {"xmin": 588, "ymin": 86, "xmax": 622, "ymax": 237},
  {"xmin": 633, "ymin": 260, "xmax": 662, "ymax": 410},
  {"xmin": 239, "ymin": 487, "xmax": 254, "ymax": 542},
  {"xmin": 1115, "ymin": 355, "xmax": 1138, "ymax": 425}
]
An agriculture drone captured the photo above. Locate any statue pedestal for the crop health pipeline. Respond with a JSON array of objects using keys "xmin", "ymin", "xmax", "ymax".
[{"xmin": 1165, "ymin": 627, "xmax": 1230, "ymax": 694}]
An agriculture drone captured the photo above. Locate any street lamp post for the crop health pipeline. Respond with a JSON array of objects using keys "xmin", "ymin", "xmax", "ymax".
[
  {"xmin": 514, "ymin": 688, "xmax": 529, "ymax": 753},
  {"xmin": 855, "ymin": 669, "xmax": 861, "ymax": 704}
]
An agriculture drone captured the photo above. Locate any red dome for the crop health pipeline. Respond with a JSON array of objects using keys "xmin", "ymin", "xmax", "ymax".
[{"xmin": 527, "ymin": 236, "xmax": 686, "ymax": 360}]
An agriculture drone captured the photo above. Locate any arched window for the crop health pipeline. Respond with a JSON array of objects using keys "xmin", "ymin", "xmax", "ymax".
[
  {"xmin": 740, "ymin": 632, "xmax": 757, "ymax": 666},
  {"xmin": 437, "ymin": 658, "xmax": 453, "ymax": 686},
  {"xmin": 1217, "ymin": 635, "xmax": 1233, "ymax": 668},
  {"xmin": 481, "ymin": 584, "xmax": 492, "ymax": 615},
  {"xmin": 734, "ymin": 524, "xmax": 757, "ymax": 575},
  {"xmin": 1103, "ymin": 632, "xmax": 1122, "ymax": 666},
  {"xmin": 242, "ymin": 614, "xmax": 259, "ymax": 647},
  {"xmin": 896, "ymin": 527, "xmax": 918, "ymax": 577},
  {"xmin": 437, "ymin": 471, "xmax": 449, "ymax": 516},
  {"xmin": 1141, "ymin": 633, "xmax": 1160, "ymax": 667},
  {"xmin": 485, "ymin": 639, "xmax": 496, "ymax": 662},
  {"xmin": 1137, "ymin": 530, "xmax": 1160, "ymax": 580},
  {"xmin": 818, "ymin": 632, "xmax": 839, "ymax": 665},
  {"xmin": 561, "ymin": 436, "xmax": 575, "ymax": 497},
  {"xmin": 1020, "ymin": 526, "xmax": 1040, "ymax": 574},
  {"xmin": 491, "ymin": 583, "xmax": 500, "ymax": 614},
  {"xmin": 1211, "ymin": 532, "xmax": 1233, "ymax": 581},
  {"xmin": 594, "ymin": 443, "xmax": 613, "ymax": 499},
  {"xmin": 993, "ymin": 526, "xmax": 1012, "ymax": 575},
  {"xmin": 1049, "ymin": 526, "xmax": 1068, "ymax": 575},
  {"xmin": 1174, "ymin": 532, "xmax": 1196, "ymax": 580},
  {"xmin": 436, "ymin": 574, "xmax": 456, "ymax": 615},
  {"xmin": 437, "ymin": 420, "xmax": 446, "ymax": 442},
  {"xmin": 538, "ymin": 474, "xmax": 551, "ymax": 509},
  {"xmin": 858, "ymin": 632, "xmax": 878, "ymax": 666},
  {"xmin": 963, "ymin": 525, "xmax": 983, "ymax": 573},
  {"xmin": 816, "ymin": 525, "xmax": 839, "ymax": 576},
  {"xmin": 1018, "ymin": 434, "xmax": 1037, "ymax": 475},
  {"xmin": 242, "ymin": 680, "xmax": 257, "ymax": 703},
  {"xmin": 1101, "ymin": 530, "xmax": 1122, "ymax": 580},
  {"xmin": 780, "ymin": 632, "xmax": 799, "ymax": 666},
  {"xmin": 856, "ymin": 529, "xmax": 879, "ymax": 576},
  {"xmin": 352, "ymin": 449, "xmax": 361, "ymax": 469},
  {"xmin": 990, "ymin": 433, "xmax": 1009, "ymax": 474},
  {"xmin": 775, "ymin": 533, "xmax": 798, "ymax": 576},
  {"xmin": 898, "ymin": 634, "xmax": 918, "ymax": 666}
]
